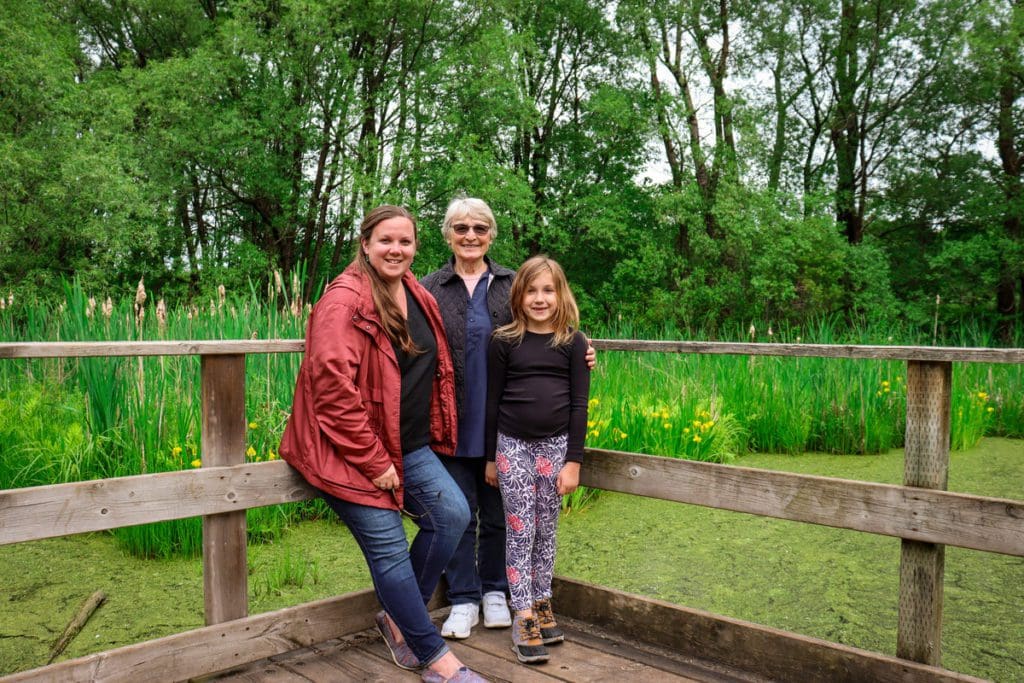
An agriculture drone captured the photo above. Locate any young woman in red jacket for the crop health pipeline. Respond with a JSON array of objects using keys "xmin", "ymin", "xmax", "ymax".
[{"xmin": 280, "ymin": 205, "xmax": 486, "ymax": 683}]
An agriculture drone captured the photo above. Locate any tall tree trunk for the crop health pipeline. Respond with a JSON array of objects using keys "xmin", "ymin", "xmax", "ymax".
[
  {"xmin": 996, "ymin": 22, "xmax": 1022, "ymax": 341},
  {"xmin": 833, "ymin": 0, "xmax": 862, "ymax": 244}
]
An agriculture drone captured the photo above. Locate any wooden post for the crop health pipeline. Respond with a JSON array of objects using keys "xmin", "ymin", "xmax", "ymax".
[
  {"xmin": 201, "ymin": 354, "xmax": 249, "ymax": 624},
  {"xmin": 896, "ymin": 360, "xmax": 951, "ymax": 665}
]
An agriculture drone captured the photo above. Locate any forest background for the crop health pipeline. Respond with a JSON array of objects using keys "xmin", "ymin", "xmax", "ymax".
[{"xmin": 1, "ymin": 0, "xmax": 1022, "ymax": 341}]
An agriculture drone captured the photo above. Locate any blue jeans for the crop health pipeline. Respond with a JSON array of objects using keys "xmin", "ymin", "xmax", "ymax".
[
  {"xmin": 439, "ymin": 455, "xmax": 508, "ymax": 604},
  {"xmin": 320, "ymin": 445, "xmax": 471, "ymax": 664}
]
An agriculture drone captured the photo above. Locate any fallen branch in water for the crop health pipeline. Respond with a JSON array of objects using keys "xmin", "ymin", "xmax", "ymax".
[{"xmin": 48, "ymin": 590, "xmax": 106, "ymax": 664}]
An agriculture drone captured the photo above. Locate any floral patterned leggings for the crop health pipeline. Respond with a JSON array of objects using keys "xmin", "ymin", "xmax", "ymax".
[{"xmin": 494, "ymin": 431, "xmax": 568, "ymax": 611}]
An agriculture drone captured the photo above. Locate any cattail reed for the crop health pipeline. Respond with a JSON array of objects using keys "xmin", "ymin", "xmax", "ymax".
[{"xmin": 156, "ymin": 299, "xmax": 167, "ymax": 330}]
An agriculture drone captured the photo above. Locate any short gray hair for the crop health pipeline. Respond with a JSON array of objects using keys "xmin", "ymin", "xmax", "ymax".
[{"xmin": 442, "ymin": 196, "xmax": 497, "ymax": 241}]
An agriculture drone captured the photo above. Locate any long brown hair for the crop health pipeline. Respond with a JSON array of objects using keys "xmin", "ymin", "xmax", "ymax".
[
  {"xmin": 354, "ymin": 205, "xmax": 422, "ymax": 355},
  {"xmin": 494, "ymin": 255, "xmax": 579, "ymax": 347}
]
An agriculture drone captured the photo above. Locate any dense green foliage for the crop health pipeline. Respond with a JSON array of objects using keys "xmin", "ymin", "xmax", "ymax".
[{"xmin": 1, "ymin": 0, "xmax": 1022, "ymax": 338}]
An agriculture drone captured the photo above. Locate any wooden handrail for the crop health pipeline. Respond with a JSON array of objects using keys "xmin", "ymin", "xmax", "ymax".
[
  {"xmin": 3, "ymin": 338, "xmax": 1024, "ymax": 362},
  {"xmin": 593, "ymin": 339, "xmax": 1024, "ymax": 363},
  {"xmin": 0, "ymin": 340, "xmax": 304, "ymax": 358},
  {"xmin": 3, "ymin": 455, "xmax": 1022, "ymax": 555}
]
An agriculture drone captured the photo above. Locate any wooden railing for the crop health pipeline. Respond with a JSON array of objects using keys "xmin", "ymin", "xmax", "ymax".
[{"xmin": 1, "ymin": 339, "xmax": 1022, "ymax": 682}]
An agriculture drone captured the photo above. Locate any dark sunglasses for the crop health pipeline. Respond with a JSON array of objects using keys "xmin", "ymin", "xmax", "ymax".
[{"xmin": 452, "ymin": 223, "xmax": 490, "ymax": 236}]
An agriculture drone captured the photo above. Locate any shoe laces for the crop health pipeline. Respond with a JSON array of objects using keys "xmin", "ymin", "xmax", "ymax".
[
  {"xmin": 533, "ymin": 599, "xmax": 554, "ymax": 624},
  {"xmin": 516, "ymin": 616, "xmax": 542, "ymax": 643}
]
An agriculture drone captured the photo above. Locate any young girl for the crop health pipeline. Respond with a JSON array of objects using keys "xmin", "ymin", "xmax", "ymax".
[{"xmin": 484, "ymin": 256, "xmax": 590, "ymax": 664}]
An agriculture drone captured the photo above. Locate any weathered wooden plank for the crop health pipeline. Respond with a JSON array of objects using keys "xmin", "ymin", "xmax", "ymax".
[
  {"xmin": 439, "ymin": 638, "xmax": 561, "ymax": 682},
  {"xmin": 897, "ymin": 361, "xmax": 952, "ymax": 666},
  {"xmin": 269, "ymin": 642, "xmax": 417, "ymax": 682},
  {"xmin": 201, "ymin": 354, "xmax": 249, "ymax": 625},
  {"xmin": 580, "ymin": 449, "xmax": 1024, "ymax": 557},
  {"xmin": 1, "ymin": 589, "xmax": 384, "ymax": 683},
  {"xmin": 557, "ymin": 616, "xmax": 756, "ymax": 683},
  {"xmin": 3, "ymin": 338, "xmax": 1022, "ymax": 364},
  {"xmin": 206, "ymin": 638, "xmax": 364, "ymax": 682},
  {"xmin": 0, "ymin": 462, "xmax": 315, "ymax": 545},
  {"xmin": 0, "ymin": 340, "xmax": 304, "ymax": 359},
  {"xmin": 5, "ymin": 450, "xmax": 1022, "ymax": 557},
  {"xmin": 592, "ymin": 339, "xmax": 1024, "ymax": 363},
  {"xmin": 552, "ymin": 576, "xmax": 986, "ymax": 683},
  {"xmin": 449, "ymin": 616, "xmax": 707, "ymax": 681},
  {"xmin": 309, "ymin": 645, "xmax": 423, "ymax": 682},
  {"xmin": 199, "ymin": 661, "xmax": 307, "ymax": 682}
]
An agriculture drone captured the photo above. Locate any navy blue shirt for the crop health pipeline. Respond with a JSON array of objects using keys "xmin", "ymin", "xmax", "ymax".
[{"xmin": 457, "ymin": 271, "xmax": 492, "ymax": 457}]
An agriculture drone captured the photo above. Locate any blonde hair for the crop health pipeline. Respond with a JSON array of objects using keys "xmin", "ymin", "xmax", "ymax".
[
  {"xmin": 442, "ymin": 196, "xmax": 497, "ymax": 242},
  {"xmin": 494, "ymin": 255, "xmax": 579, "ymax": 347},
  {"xmin": 354, "ymin": 205, "xmax": 422, "ymax": 355}
]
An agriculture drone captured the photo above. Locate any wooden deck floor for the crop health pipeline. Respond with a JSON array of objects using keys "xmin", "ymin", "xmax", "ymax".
[{"xmin": 205, "ymin": 611, "xmax": 764, "ymax": 683}]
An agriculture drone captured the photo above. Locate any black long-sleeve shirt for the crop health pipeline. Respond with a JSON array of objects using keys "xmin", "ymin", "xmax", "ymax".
[{"xmin": 485, "ymin": 330, "xmax": 590, "ymax": 462}]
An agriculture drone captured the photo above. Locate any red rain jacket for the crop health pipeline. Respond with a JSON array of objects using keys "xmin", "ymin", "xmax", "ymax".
[{"xmin": 279, "ymin": 263, "xmax": 457, "ymax": 509}]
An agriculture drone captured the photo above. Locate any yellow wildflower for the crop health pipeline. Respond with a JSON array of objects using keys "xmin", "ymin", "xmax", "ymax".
[
  {"xmin": 692, "ymin": 435, "xmax": 702, "ymax": 443},
  {"xmin": 663, "ymin": 422, "xmax": 672, "ymax": 429},
  {"xmin": 587, "ymin": 420, "xmax": 596, "ymax": 428},
  {"xmin": 702, "ymin": 421, "xmax": 714, "ymax": 430},
  {"xmin": 246, "ymin": 445, "xmax": 257, "ymax": 457},
  {"xmin": 171, "ymin": 446, "xmax": 182, "ymax": 457},
  {"xmin": 588, "ymin": 398, "xmax": 600, "ymax": 406},
  {"xmin": 267, "ymin": 450, "xmax": 278, "ymax": 460},
  {"xmin": 692, "ymin": 420, "xmax": 702, "ymax": 428},
  {"xmin": 683, "ymin": 427, "xmax": 690, "ymax": 434},
  {"xmin": 876, "ymin": 391, "xmax": 883, "ymax": 397},
  {"xmin": 191, "ymin": 458, "xmax": 202, "ymax": 468},
  {"xmin": 881, "ymin": 380, "xmax": 890, "ymax": 388},
  {"xmin": 883, "ymin": 387, "xmax": 890, "ymax": 393},
  {"xmin": 660, "ymin": 410, "xmax": 670, "ymax": 420},
  {"xmin": 248, "ymin": 421, "xmax": 259, "ymax": 429},
  {"xmin": 987, "ymin": 407, "xmax": 994, "ymax": 413},
  {"xmin": 977, "ymin": 392, "xmax": 988, "ymax": 401}
]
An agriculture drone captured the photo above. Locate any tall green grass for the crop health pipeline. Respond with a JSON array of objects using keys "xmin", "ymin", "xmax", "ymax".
[
  {"xmin": 2, "ymin": 280, "xmax": 1022, "ymax": 546},
  {"xmin": 566, "ymin": 322, "xmax": 1023, "ymax": 510},
  {"xmin": 0, "ymin": 278, "xmax": 318, "ymax": 558}
]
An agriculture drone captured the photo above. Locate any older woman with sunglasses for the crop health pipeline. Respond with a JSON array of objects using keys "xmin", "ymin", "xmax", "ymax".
[
  {"xmin": 421, "ymin": 197, "xmax": 594, "ymax": 642},
  {"xmin": 281, "ymin": 205, "xmax": 486, "ymax": 683}
]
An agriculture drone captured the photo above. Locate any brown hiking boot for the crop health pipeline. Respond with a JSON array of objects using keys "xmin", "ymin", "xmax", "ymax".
[
  {"xmin": 511, "ymin": 614, "xmax": 549, "ymax": 663},
  {"xmin": 533, "ymin": 598, "xmax": 564, "ymax": 645}
]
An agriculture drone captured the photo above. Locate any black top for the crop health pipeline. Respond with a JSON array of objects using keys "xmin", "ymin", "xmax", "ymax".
[
  {"xmin": 393, "ymin": 285, "xmax": 437, "ymax": 454},
  {"xmin": 485, "ymin": 330, "xmax": 590, "ymax": 462}
]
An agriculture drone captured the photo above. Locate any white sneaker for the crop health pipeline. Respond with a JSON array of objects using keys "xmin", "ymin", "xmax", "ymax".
[
  {"xmin": 441, "ymin": 603, "xmax": 479, "ymax": 639},
  {"xmin": 482, "ymin": 591, "xmax": 512, "ymax": 628}
]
